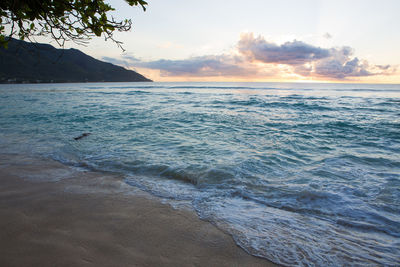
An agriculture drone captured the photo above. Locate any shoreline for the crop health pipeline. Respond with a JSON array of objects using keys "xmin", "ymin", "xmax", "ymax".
[{"xmin": 0, "ymin": 154, "xmax": 276, "ymax": 266}]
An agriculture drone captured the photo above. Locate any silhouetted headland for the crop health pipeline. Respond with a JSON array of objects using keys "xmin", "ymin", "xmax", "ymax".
[{"xmin": 0, "ymin": 39, "xmax": 152, "ymax": 83}]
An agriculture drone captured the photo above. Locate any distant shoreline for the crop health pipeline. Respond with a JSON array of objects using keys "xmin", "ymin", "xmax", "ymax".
[
  {"xmin": 0, "ymin": 80, "xmax": 153, "ymax": 84},
  {"xmin": 0, "ymin": 38, "xmax": 152, "ymax": 83}
]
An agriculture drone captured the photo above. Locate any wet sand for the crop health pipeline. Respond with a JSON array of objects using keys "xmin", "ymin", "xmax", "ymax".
[{"xmin": 0, "ymin": 154, "xmax": 276, "ymax": 266}]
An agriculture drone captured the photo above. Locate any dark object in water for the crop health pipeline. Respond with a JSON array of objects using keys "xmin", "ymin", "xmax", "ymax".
[{"xmin": 74, "ymin": 133, "xmax": 91, "ymax": 140}]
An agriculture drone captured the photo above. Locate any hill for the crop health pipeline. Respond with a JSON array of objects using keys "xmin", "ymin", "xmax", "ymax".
[{"xmin": 0, "ymin": 39, "xmax": 151, "ymax": 83}]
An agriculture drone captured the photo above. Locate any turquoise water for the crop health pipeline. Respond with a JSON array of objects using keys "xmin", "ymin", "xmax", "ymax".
[{"xmin": 0, "ymin": 82, "xmax": 399, "ymax": 266}]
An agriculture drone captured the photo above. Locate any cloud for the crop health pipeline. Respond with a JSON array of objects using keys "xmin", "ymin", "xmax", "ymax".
[
  {"xmin": 323, "ymin": 32, "xmax": 333, "ymax": 39},
  {"xmin": 102, "ymin": 54, "xmax": 140, "ymax": 67},
  {"xmin": 135, "ymin": 55, "xmax": 262, "ymax": 77},
  {"xmin": 238, "ymin": 33, "xmax": 331, "ymax": 65},
  {"xmin": 236, "ymin": 33, "xmax": 393, "ymax": 79},
  {"xmin": 103, "ymin": 33, "xmax": 394, "ymax": 80},
  {"xmin": 292, "ymin": 46, "xmax": 375, "ymax": 79},
  {"xmin": 102, "ymin": 56, "xmax": 127, "ymax": 66},
  {"xmin": 122, "ymin": 54, "xmax": 141, "ymax": 62},
  {"xmin": 376, "ymin": 64, "xmax": 391, "ymax": 70},
  {"xmin": 314, "ymin": 57, "xmax": 372, "ymax": 79}
]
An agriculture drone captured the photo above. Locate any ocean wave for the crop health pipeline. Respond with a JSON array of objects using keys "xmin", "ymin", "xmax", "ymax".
[{"xmin": 1, "ymin": 82, "xmax": 399, "ymax": 266}]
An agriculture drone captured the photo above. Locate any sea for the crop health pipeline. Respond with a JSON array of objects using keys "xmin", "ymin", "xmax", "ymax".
[{"xmin": 0, "ymin": 82, "xmax": 399, "ymax": 266}]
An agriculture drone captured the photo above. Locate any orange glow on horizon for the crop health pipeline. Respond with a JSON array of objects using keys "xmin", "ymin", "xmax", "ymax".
[{"xmin": 133, "ymin": 67, "xmax": 400, "ymax": 84}]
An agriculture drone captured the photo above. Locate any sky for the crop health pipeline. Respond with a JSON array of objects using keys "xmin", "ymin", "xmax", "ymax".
[{"xmin": 63, "ymin": 0, "xmax": 400, "ymax": 83}]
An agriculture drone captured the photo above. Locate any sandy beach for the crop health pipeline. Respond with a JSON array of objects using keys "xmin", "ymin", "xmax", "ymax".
[{"xmin": 0, "ymin": 154, "xmax": 275, "ymax": 267}]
